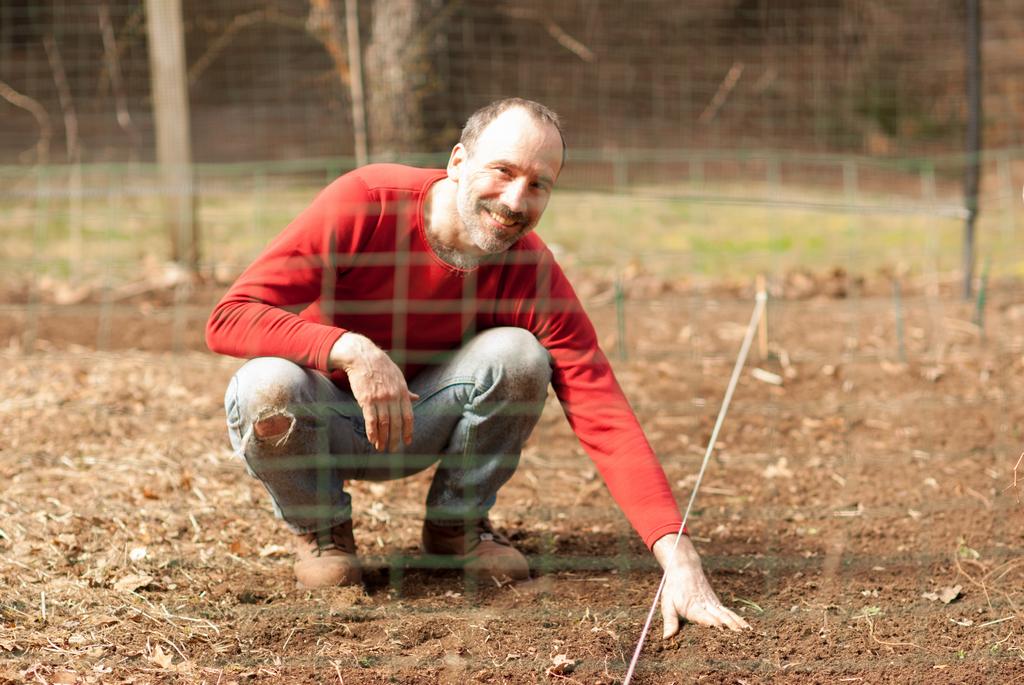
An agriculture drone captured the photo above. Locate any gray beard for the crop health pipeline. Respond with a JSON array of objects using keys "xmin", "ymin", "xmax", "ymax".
[
  {"xmin": 465, "ymin": 220, "xmax": 523, "ymax": 255},
  {"xmin": 428, "ymin": 193, "xmax": 523, "ymax": 270},
  {"xmin": 425, "ymin": 229, "xmax": 482, "ymax": 270}
]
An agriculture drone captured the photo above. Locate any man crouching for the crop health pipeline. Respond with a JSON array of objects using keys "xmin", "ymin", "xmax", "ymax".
[{"xmin": 206, "ymin": 97, "xmax": 748, "ymax": 635}]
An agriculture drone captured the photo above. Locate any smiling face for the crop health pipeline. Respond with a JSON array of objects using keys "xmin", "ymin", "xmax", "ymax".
[{"xmin": 446, "ymin": 107, "xmax": 564, "ymax": 257}]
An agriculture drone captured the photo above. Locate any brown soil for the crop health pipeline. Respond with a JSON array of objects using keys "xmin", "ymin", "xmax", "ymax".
[{"xmin": 2, "ymin": 274, "xmax": 1024, "ymax": 684}]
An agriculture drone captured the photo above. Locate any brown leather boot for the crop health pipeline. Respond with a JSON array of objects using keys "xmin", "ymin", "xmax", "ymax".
[
  {"xmin": 293, "ymin": 520, "xmax": 361, "ymax": 589},
  {"xmin": 422, "ymin": 518, "xmax": 529, "ymax": 582}
]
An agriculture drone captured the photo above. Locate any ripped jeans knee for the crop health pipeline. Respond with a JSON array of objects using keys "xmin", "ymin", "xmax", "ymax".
[
  {"xmin": 253, "ymin": 407, "xmax": 295, "ymax": 444},
  {"xmin": 223, "ymin": 358, "xmax": 355, "ymax": 533}
]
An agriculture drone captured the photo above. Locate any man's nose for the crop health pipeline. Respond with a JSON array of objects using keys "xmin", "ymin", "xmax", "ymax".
[{"xmin": 500, "ymin": 178, "xmax": 529, "ymax": 212}]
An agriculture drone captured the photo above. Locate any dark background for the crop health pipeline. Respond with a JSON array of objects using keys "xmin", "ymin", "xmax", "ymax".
[{"xmin": 2, "ymin": 0, "xmax": 1019, "ymax": 165}]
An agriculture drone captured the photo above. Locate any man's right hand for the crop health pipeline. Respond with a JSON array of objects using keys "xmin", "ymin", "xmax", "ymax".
[{"xmin": 329, "ymin": 332, "xmax": 418, "ymax": 452}]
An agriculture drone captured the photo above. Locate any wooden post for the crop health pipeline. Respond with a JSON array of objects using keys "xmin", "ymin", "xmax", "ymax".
[
  {"xmin": 962, "ymin": 0, "xmax": 982, "ymax": 299},
  {"xmin": 344, "ymin": 0, "xmax": 368, "ymax": 167},
  {"xmin": 145, "ymin": 0, "xmax": 198, "ymax": 269}
]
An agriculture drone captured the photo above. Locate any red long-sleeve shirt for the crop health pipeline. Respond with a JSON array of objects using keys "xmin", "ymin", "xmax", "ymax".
[{"xmin": 206, "ymin": 164, "xmax": 684, "ymax": 549}]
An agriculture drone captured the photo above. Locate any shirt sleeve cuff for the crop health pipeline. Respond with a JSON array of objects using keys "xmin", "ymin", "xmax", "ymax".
[
  {"xmin": 313, "ymin": 327, "xmax": 347, "ymax": 373},
  {"xmin": 643, "ymin": 521, "xmax": 689, "ymax": 551}
]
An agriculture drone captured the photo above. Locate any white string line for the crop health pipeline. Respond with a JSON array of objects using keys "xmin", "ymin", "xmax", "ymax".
[{"xmin": 623, "ymin": 290, "xmax": 767, "ymax": 685}]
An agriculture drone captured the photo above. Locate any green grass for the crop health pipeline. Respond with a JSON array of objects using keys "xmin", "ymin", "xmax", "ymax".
[
  {"xmin": 538, "ymin": 187, "xmax": 1010, "ymax": 279},
  {"xmin": 1, "ymin": 162, "xmax": 1022, "ymax": 283}
]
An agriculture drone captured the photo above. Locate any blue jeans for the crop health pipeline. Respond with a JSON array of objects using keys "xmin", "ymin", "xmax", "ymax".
[{"xmin": 223, "ymin": 327, "xmax": 551, "ymax": 534}]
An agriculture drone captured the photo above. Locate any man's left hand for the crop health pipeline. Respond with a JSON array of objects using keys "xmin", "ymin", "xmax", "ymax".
[{"xmin": 652, "ymin": 532, "xmax": 751, "ymax": 637}]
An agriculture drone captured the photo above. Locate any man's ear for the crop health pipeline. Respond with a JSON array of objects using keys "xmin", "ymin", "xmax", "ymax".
[{"xmin": 447, "ymin": 143, "xmax": 467, "ymax": 181}]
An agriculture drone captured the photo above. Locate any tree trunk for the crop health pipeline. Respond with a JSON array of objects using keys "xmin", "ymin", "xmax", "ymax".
[{"xmin": 364, "ymin": 0, "xmax": 433, "ymax": 156}]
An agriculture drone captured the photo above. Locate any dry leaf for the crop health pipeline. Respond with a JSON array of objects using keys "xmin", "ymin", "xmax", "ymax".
[
  {"xmin": 113, "ymin": 573, "xmax": 154, "ymax": 593},
  {"xmin": 52, "ymin": 282, "xmax": 94, "ymax": 306},
  {"xmin": 763, "ymin": 457, "xmax": 793, "ymax": 479},
  {"xmin": 751, "ymin": 368, "xmax": 783, "ymax": 386},
  {"xmin": 880, "ymin": 360, "xmax": 907, "ymax": 376},
  {"xmin": 86, "ymin": 615, "xmax": 120, "ymax": 626},
  {"xmin": 50, "ymin": 671, "xmax": 78, "ymax": 684},
  {"xmin": 258, "ymin": 544, "xmax": 289, "ymax": 558},
  {"xmin": 939, "ymin": 585, "xmax": 963, "ymax": 604},
  {"xmin": 55, "ymin": 533, "xmax": 78, "ymax": 548},
  {"xmin": 922, "ymin": 585, "xmax": 962, "ymax": 604},
  {"xmin": 147, "ymin": 643, "xmax": 174, "ymax": 669},
  {"xmin": 367, "ymin": 501, "xmax": 390, "ymax": 523},
  {"xmin": 547, "ymin": 653, "xmax": 577, "ymax": 676}
]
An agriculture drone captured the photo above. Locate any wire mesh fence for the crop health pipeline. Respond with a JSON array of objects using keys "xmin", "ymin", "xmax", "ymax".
[
  {"xmin": 3, "ymin": 2, "xmax": 1024, "ymax": 683},
  {"xmin": 2, "ymin": 0, "xmax": 1024, "ymax": 164},
  {"xmin": 3, "ymin": 0, "xmax": 1024, "ymax": 282}
]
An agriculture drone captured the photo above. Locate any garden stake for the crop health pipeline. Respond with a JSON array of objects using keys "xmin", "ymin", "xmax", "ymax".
[
  {"xmin": 974, "ymin": 257, "xmax": 989, "ymax": 338},
  {"xmin": 756, "ymin": 274, "xmax": 768, "ymax": 360},
  {"xmin": 893, "ymin": 276, "xmax": 906, "ymax": 363},
  {"xmin": 615, "ymin": 276, "xmax": 627, "ymax": 361},
  {"xmin": 623, "ymin": 288, "xmax": 766, "ymax": 685}
]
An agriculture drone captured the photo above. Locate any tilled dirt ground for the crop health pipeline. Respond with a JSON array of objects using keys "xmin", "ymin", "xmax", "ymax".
[{"xmin": 2, "ymin": 276, "xmax": 1024, "ymax": 684}]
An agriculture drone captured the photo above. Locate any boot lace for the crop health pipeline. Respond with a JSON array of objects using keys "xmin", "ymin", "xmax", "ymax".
[{"xmin": 303, "ymin": 525, "xmax": 352, "ymax": 556}]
